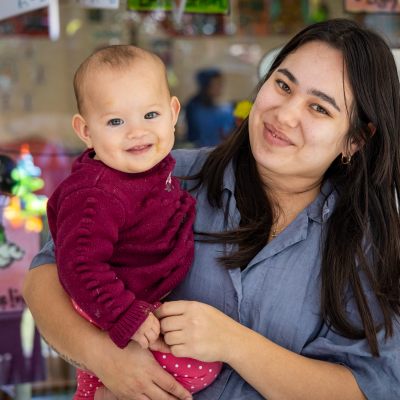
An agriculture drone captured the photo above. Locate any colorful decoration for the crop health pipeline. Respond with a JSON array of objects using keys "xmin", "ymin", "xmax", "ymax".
[
  {"xmin": 128, "ymin": 0, "xmax": 228, "ymax": 14},
  {"xmin": 2, "ymin": 144, "xmax": 48, "ymax": 233},
  {"xmin": 345, "ymin": 0, "xmax": 400, "ymax": 13}
]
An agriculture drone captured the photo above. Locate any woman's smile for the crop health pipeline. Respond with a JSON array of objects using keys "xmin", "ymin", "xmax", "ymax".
[{"xmin": 263, "ymin": 122, "xmax": 294, "ymax": 147}]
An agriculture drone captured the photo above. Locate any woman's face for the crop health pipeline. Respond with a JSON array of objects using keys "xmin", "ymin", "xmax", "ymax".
[{"xmin": 249, "ymin": 41, "xmax": 356, "ymax": 186}]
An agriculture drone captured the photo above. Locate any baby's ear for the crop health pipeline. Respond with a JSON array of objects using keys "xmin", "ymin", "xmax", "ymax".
[
  {"xmin": 170, "ymin": 96, "xmax": 181, "ymax": 126},
  {"xmin": 72, "ymin": 114, "xmax": 93, "ymax": 148}
]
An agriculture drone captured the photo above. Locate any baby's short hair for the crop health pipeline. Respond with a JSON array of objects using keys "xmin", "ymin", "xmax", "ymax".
[{"xmin": 73, "ymin": 45, "xmax": 167, "ymax": 115}]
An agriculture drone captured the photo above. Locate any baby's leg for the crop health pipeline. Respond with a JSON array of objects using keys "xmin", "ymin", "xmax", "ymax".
[
  {"xmin": 152, "ymin": 351, "xmax": 223, "ymax": 394},
  {"xmin": 71, "ymin": 300, "xmax": 103, "ymax": 400},
  {"xmin": 74, "ymin": 369, "xmax": 103, "ymax": 400}
]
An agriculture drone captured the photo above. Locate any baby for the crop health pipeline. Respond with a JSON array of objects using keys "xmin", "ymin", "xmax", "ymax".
[{"xmin": 46, "ymin": 45, "xmax": 222, "ymax": 399}]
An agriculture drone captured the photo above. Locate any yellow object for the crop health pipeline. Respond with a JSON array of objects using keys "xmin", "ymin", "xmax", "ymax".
[
  {"xmin": 4, "ymin": 197, "xmax": 23, "ymax": 229},
  {"xmin": 4, "ymin": 198, "xmax": 44, "ymax": 232},
  {"xmin": 233, "ymin": 100, "xmax": 253, "ymax": 120},
  {"xmin": 25, "ymin": 217, "xmax": 43, "ymax": 233},
  {"xmin": 66, "ymin": 19, "xmax": 83, "ymax": 36}
]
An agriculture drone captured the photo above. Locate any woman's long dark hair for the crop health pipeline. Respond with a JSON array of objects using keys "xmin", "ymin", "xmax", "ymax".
[{"xmin": 189, "ymin": 19, "xmax": 400, "ymax": 357}]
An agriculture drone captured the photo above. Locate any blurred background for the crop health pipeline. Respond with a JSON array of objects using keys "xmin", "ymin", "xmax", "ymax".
[{"xmin": 0, "ymin": 0, "xmax": 400, "ymax": 399}]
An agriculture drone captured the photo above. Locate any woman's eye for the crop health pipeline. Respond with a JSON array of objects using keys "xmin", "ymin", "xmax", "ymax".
[
  {"xmin": 311, "ymin": 104, "xmax": 328, "ymax": 115},
  {"xmin": 277, "ymin": 80, "xmax": 291, "ymax": 93},
  {"xmin": 108, "ymin": 119, "xmax": 123, "ymax": 126},
  {"xmin": 145, "ymin": 112, "xmax": 158, "ymax": 119}
]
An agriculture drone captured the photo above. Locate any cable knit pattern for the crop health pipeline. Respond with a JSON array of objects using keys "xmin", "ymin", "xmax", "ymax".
[{"xmin": 47, "ymin": 149, "xmax": 196, "ymax": 349}]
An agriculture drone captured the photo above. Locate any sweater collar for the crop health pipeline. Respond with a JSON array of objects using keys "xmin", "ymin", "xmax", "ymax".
[{"xmin": 73, "ymin": 148, "xmax": 176, "ymax": 177}]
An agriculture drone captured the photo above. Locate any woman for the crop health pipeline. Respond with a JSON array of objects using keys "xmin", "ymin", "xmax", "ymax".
[{"xmin": 23, "ymin": 19, "xmax": 400, "ymax": 400}]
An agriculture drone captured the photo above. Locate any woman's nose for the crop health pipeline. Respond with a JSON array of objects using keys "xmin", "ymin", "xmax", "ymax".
[{"xmin": 275, "ymin": 97, "xmax": 301, "ymax": 129}]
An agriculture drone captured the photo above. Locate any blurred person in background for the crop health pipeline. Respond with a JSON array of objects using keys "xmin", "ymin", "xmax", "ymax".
[{"xmin": 185, "ymin": 69, "xmax": 235, "ymax": 147}]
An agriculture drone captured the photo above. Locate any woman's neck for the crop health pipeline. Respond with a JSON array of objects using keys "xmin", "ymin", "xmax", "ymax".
[{"xmin": 259, "ymin": 170, "xmax": 323, "ymax": 238}]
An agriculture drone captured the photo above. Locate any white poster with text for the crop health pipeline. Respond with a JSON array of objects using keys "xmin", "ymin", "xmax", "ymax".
[{"xmin": 0, "ymin": 0, "xmax": 50, "ymax": 22}]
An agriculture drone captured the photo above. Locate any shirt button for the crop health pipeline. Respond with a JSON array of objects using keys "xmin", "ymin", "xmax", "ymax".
[{"xmin": 234, "ymin": 292, "xmax": 238, "ymax": 301}]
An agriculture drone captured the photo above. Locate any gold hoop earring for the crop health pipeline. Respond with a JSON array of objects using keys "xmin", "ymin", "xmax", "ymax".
[{"xmin": 341, "ymin": 154, "xmax": 351, "ymax": 164}]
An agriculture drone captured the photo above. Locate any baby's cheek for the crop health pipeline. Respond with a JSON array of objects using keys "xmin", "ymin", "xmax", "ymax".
[{"xmin": 156, "ymin": 136, "xmax": 174, "ymax": 156}]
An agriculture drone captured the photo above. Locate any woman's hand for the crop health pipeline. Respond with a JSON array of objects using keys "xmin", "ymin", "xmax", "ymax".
[
  {"xmin": 154, "ymin": 301, "xmax": 242, "ymax": 363},
  {"xmin": 94, "ymin": 338, "xmax": 191, "ymax": 400}
]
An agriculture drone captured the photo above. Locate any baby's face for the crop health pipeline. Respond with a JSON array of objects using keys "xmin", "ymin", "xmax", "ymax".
[{"xmin": 78, "ymin": 61, "xmax": 179, "ymax": 173}]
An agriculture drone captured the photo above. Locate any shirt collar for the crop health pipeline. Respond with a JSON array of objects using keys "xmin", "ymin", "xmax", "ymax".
[
  {"xmin": 222, "ymin": 157, "xmax": 337, "ymax": 224},
  {"xmin": 222, "ymin": 158, "xmax": 237, "ymax": 193},
  {"xmin": 308, "ymin": 180, "xmax": 337, "ymax": 224}
]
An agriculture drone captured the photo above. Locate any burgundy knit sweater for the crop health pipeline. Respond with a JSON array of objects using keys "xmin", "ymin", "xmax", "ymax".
[{"xmin": 47, "ymin": 149, "xmax": 196, "ymax": 349}]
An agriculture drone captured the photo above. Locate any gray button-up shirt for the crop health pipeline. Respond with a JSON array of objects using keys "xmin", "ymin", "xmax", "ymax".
[{"xmin": 30, "ymin": 148, "xmax": 400, "ymax": 399}]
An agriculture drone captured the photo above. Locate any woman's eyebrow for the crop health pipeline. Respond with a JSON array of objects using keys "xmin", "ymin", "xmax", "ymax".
[
  {"xmin": 308, "ymin": 89, "xmax": 340, "ymax": 112},
  {"xmin": 277, "ymin": 68, "xmax": 298, "ymax": 85},
  {"xmin": 277, "ymin": 68, "xmax": 340, "ymax": 112}
]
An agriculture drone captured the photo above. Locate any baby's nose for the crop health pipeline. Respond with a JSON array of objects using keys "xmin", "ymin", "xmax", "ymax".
[{"xmin": 126, "ymin": 125, "xmax": 147, "ymax": 138}]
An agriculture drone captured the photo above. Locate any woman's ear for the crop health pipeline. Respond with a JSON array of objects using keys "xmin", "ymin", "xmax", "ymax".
[
  {"xmin": 72, "ymin": 114, "xmax": 93, "ymax": 148},
  {"xmin": 170, "ymin": 96, "xmax": 181, "ymax": 127},
  {"xmin": 349, "ymin": 122, "xmax": 377, "ymax": 156},
  {"xmin": 367, "ymin": 122, "xmax": 376, "ymax": 138}
]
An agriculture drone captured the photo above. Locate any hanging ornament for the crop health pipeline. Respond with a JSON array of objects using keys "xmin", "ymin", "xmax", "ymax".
[{"xmin": 2, "ymin": 144, "xmax": 48, "ymax": 233}]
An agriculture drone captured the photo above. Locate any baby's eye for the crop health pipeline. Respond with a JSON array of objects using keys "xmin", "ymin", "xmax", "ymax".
[
  {"xmin": 310, "ymin": 104, "xmax": 328, "ymax": 115},
  {"xmin": 277, "ymin": 80, "xmax": 291, "ymax": 93},
  {"xmin": 108, "ymin": 119, "xmax": 124, "ymax": 126},
  {"xmin": 145, "ymin": 112, "xmax": 158, "ymax": 119}
]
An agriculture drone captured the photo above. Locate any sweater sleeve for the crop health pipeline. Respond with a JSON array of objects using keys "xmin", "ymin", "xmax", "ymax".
[{"xmin": 49, "ymin": 187, "xmax": 154, "ymax": 349}]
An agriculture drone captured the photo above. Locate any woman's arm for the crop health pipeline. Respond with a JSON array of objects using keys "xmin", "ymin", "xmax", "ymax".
[
  {"xmin": 155, "ymin": 301, "xmax": 367, "ymax": 400},
  {"xmin": 22, "ymin": 265, "xmax": 193, "ymax": 400},
  {"xmin": 227, "ymin": 323, "xmax": 366, "ymax": 400}
]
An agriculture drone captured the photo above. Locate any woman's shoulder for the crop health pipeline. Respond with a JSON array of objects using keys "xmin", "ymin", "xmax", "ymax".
[{"xmin": 171, "ymin": 147, "xmax": 214, "ymax": 178}]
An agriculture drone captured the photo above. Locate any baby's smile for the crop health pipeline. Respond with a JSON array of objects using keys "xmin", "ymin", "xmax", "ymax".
[{"xmin": 126, "ymin": 144, "xmax": 153, "ymax": 156}]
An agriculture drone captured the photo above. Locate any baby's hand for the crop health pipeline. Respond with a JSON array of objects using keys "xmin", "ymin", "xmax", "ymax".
[{"xmin": 131, "ymin": 312, "xmax": 160, "ymax": 349}]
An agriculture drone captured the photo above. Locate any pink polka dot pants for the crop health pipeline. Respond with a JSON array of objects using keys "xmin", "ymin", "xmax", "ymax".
[
  {"xmin": 152, "ymin": 351, "xmax": 222, "ymax": 394},
  {"xmin": 73, "ymin": 370, "xmax": 102, "ymax": 400},
  {"xmin": 71, "ymin": 299, "xmax": 222, "ymax": 398}
]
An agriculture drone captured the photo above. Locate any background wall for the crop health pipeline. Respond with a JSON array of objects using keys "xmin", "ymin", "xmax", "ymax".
[
  {"xmin": 0, "ymin": 0, "xmax": 399, "ymax": 148},
  {"xmin": 0, "ymin": 0, "xmax": 357, "ymax": 150}
]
